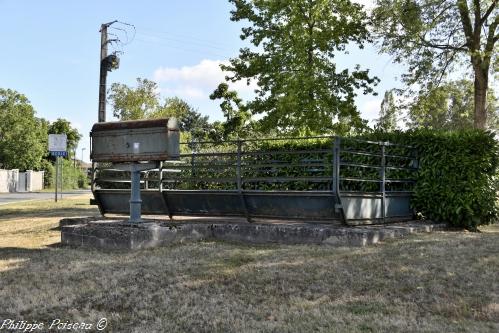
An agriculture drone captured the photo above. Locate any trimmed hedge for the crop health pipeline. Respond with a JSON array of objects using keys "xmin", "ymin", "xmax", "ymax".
[{"xmin": 361, "ymin": 129, "xmax": 499, "ymax": 230}]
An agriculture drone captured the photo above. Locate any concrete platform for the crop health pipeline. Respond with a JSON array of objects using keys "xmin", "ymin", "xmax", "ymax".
[{"xmin": 60, "ymin": 217, "xmax": 447, "ymax": 250}]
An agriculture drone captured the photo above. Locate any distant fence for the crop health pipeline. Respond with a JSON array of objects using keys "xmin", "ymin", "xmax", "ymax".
[{"xmin": 0, "ymin": 169, "xmax": 44, "ymax": 193}]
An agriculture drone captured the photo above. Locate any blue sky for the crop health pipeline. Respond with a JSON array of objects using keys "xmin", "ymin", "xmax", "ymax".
[{"xmin": 0, "ymin": 0, "xmax": 406, "ymax": 162}]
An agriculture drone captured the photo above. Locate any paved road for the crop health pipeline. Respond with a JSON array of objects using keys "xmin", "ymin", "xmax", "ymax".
[{"xmin": 0, "ymin": 190, "xmax": 91, "ymax": 205}]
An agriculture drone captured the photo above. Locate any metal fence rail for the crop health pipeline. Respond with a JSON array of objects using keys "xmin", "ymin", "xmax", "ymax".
[{"xmin": 92, "ymin": 136, "xmax": 417, "ymax": 225}]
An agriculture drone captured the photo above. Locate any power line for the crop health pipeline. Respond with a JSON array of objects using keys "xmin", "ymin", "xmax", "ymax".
[
  {"xmin": 134, "ymin": 36, "xmax": 232, "ymax": 59},
  {"xmin": 109, "ymin": 21, "xmax": 136, "ymax": 46},
  {"xmin": 138, "ymin": 26, "xmax": 236, "ymax": 49},
  {"xmin": 135, "ymin": 31, "xmax": 234, "ymax": 54}
]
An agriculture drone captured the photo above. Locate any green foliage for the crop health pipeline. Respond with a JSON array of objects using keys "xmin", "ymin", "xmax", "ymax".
[
  {"xmin": 0, "ymin": 88, "xmax": 48, "ymax": 170},
  {"xmin": 48, "ymin": 118, "xmax": 82, "ymax": 153},
  {"xmin": 362, "ymin": 129, "xmax": 499, "ymax": 230},
  {"xmin": 372, "ymin": 0, "xmax": 494, "ymax": 85},
  {"xmin": 108, "ymin": 79, "xmax": 215, "ymax": 141},
  {"xmin": 44, "ymin": 159, "xmax": 88, "ymax": 189},
  {"xmin": 108, "ymin": 78, "xmax": 161, "ymax": 120},
  {"xmin": 39, "ymin": 159, "xmax": 54, "ymax": 188},
  {"xmin": 0, "ymin": 88, "xmax": 83, "ymax": 172},
  {"xmin": 209, "ymin": 83, "xmax": 253, "ymax": 140},
  {"xmin": 375, "ymin": 90, "xmax": 399, "ymax": 131},
  {"xmin": 150, "ymin": 97, "xmax": 213, "ymax": 142},
  {"xmin": 219, "ymin": 0, "xmax": 379, "ymax": 135},
  {"xmin": 372, "ymin": 0, "xmax": 498, "ymax": 128},
  {"xmin": 409, "ymin": 80, "xmax": 499, "ymax": 130}
]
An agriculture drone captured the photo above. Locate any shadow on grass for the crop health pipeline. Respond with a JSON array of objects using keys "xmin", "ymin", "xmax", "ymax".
[
  {"xmin": 0, "ymin": 207, "xmax": 100, "ymax": 220},
  {"xmin": 0, "ymin": 247, "xmax": 48, "ymax": 260}
]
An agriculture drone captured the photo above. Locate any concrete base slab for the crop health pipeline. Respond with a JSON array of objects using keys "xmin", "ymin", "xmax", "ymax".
[{"xmin": 60, "ymin": 217, "xmax": 448, "ymax": 250}]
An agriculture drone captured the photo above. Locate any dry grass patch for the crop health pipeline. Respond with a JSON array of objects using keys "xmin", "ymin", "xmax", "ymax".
[{"xmin": 0, "ymin": 196, "xmax": 498, "ymax": 332}]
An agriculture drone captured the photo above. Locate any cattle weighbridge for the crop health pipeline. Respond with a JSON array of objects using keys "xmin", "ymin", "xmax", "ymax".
[{"xmin": 61, "ymin": 118, "xmax": 439, "ymax": 249}]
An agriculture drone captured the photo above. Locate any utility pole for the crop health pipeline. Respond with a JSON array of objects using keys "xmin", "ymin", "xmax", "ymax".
[{"xmin": 98, "ymin": 20, "xmax": 118, "ymax": 123}]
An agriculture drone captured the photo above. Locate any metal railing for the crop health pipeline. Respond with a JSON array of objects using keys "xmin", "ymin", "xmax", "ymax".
[{"xmin": 92, "ymin": 136, "xmax": 417, "ymax": 225}]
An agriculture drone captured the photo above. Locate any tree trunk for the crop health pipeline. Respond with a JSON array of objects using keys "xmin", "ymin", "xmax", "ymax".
[{"xmin": 473, "ymin": 63, "xmax": 488, "ymax": 129}]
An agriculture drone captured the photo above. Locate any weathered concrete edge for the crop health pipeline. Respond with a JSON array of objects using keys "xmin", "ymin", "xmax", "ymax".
[{"xmin": 60, "ymin": 219, "xmax": 449, "ymax": 250}]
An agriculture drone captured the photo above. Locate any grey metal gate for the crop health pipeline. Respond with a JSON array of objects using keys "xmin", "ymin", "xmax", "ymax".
[{"xmin": 91, "ymin": 136, "xmax": 417, "ymax": 225}]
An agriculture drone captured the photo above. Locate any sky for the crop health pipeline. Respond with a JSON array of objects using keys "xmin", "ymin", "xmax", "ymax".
[{"xmin": 0, "ymin": 0, "xmax": 406, "ymax": 162}]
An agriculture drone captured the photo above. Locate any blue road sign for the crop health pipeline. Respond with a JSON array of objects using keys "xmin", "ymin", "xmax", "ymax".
[{"xmin": 50, "ymin": 151, "xmax": 68, "ymax": 157}]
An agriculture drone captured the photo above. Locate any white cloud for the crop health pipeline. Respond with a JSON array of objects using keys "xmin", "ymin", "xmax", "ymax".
[
  {"xmin": 154, "ymin": 59, "xmax": 223, "ymax": 89},
  {"xmin": 153, "ymin": 59, "xmax": 257, "ymax": 100}
]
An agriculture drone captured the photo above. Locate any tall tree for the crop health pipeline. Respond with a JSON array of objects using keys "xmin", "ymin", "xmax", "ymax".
[
  {"xmin": 209, "ymin": 83, "xmax": 253, "ymax": 139},
  {"xmin": 151, "ymin": 97, "xmax": 213, "ymax": 141},
  {"xmin": 48, "ymin": 118, "xmax": 82, "ymax": 156},
  {"xmin": 375, "ymin": 90, "xmax": 399, "ymax": 131},
  {"xmin": 108, "ymin": 78, "xmax": 160, "ymax": 120},
  {"xmin": 372, "ymin": 0, "xmax": 499, "ymax": 129},
  {"xmin": 108, "ymin": 79, "xmax": 213, "ymax": 141},
  {"xmin": 0, "ymin": 89, "xmax": 47, "ymax": 170},
  {"xmin": 409, "ymin": 79, "xmax": 499, "ymax": 129},
  {"xmin": 216, "ymin": 0, "xmax": 379, "ymax": 135}
]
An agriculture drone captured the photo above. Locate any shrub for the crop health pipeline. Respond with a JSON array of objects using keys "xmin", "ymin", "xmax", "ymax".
[
  {"xmin": 39, "ymin": 159, "xmax": 55, "ymax": 188},
  {"xmin": 41, "ymin": 158, "xmax": 89, "ymax": 189},
  {"xmin": 361, "ymin": 129, "xmax": 499, "ymax": 230}
]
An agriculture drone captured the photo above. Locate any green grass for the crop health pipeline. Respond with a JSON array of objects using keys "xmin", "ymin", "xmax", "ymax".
[{"xmin": 0, "ymin": 195, "xmax": 498, "ymax": 332}]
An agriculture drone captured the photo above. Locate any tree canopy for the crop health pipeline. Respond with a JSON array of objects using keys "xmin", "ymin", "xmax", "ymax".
[
  {"xmin": 108, "ymin": 79, "xmax": 213, "ymax": 141},
  {"xmin": 0, "ymin": 89, "xmax": 48, "ymax": 170},
  {"xmin": 408, "ymin": 80, "xmax": 499, "ymax": 129},
  {"xmin": 375, "ymin": 90, "xmax": 399, "ymax": 131},
  {"xmin": 151, "ymin": 97, "xmax": 213, "ymax": 141},
  {"xmin": 48, "ymin": 118, "xmax": 82, "ymax": 154},
  {"xmin": 209, "ymin": 83, "xmax": 253, "ymax": 140},
  {"xmin": 108, "ymin": 78, "xmax": 161, "ymax": 120},
  {"xmin": 372, "ymin": 0, "xmax": 498, "ymax": 129},
  {"xmin": 215, "ymin": 0, "xmax": 379, "ymax": 135}
]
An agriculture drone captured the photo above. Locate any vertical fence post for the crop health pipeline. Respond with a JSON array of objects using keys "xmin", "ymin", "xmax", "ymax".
[
  {"xmin": 237, "ymin": 140, "xmax": 251, "ymax": 222},
  {"xmin": 158, "ymin": 161, "xmax": 163, "ymax": 192},
  {"xmin": 236, "ymin": 140, "xmax": 242, "ymax": 190},
  {"xmin": 332, "ymin": 137, "xmax": 341, "ymax": 194},
  {"xmin": 191, "ymin": 140, "xmax": 195, "ymax": 188},
  {"xmin": 332, "ymin": 137, "xmax": 346, "ymax": 224},
  {"xmin": 159, "ymin": 161, "xmax": 173, "ymax": 220},
  {"xmin": 380, "ymin": 143, "xmax": 386, "ymax": 223},
  {"xmin": 91, "ymin": 162, "xmax": 96, "ymax": 192}
]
